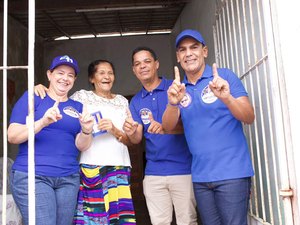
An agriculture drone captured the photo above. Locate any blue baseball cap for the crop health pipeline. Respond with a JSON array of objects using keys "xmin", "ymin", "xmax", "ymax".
[
  {"xmin": 175, "ymin": 29, "xmax": 206, "ymax": 48},
  {"xmin": 49, "ymin": 55, "xmax": 79, "ymax": 75}
]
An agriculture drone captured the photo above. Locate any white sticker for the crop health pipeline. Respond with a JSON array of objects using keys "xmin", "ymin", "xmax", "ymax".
[
  {"xmin": 179, "ymin": 93, "xmax": 192, "ymax": 108},
  {"xmin": 63, "ymin": 106, "xmax": 80, "ymax": 118},
  {"xmin": 201, "ymin": 85, "xmax": 218, "ymax": 104},
  {"xmin": 140, "ymin": 108, "xmax": 151, "ymax": 125}
]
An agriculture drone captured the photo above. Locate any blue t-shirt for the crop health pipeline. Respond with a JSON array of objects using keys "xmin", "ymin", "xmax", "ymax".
[
  {"xmin": 130, "ymin": 77, "xmax": 192, "ymax": 176},
  {"xmin": 180, "ymin": 65, "xmax": 254, "ymax": 182},
  {"xmin": 9, "ymin": 91, "xmax": 83, "ymax": 176}
]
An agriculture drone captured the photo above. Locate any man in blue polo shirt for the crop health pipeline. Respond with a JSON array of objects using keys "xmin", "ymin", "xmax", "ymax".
[
  {"xmin": 123, "ymin": 46, "xmax": 198, "ymax": 225},
  {"xmin": 162, "ymin": 29, "xmax": 255, "ymax": 225}
]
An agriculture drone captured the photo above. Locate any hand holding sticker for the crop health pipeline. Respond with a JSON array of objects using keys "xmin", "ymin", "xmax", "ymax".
[{"xmin": 91, "ymin": 111, "xmax": 107, "ymax": 137}]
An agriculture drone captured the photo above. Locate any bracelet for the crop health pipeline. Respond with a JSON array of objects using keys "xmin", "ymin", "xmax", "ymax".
[
  {"xmin": 168, "ymin": 102, "xmax": 179, "ymax": 107},
  {"xmin": 81, "ymin": 130, "xmax": 92, "ymax": 135}
]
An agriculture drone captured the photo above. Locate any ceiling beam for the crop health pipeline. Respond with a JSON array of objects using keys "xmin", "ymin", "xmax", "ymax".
[
  {"xmin": 5, "ymin": 0, "xmax": 190, "ymax": 12},
  {"xmin": 42, "ymin": 11, "xmax": 71, "ymax": 39},
  {"xmin": 116, "ymin": 11, "xmax": 123, "ymax": 36},
  {"xmin": 79, "ymin": 13, "xmax": 98, "ymax": 37},
  {"xmin": 146, "ymin": 11, "xmax": 154, "ymax": 34}
]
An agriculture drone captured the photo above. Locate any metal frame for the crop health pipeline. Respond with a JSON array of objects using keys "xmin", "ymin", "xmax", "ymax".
[
  {"xmin": 1, "ymin": 0, "xmax": 36, "ymax": 224},
  {"xmin": 2, "ymin": 0, "xmax": 8, "ymax": 222}
]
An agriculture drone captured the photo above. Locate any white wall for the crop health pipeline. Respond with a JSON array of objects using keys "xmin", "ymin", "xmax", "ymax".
[
  {"xmin": 43, "ymin": 35, "xmax": 174, "ymax": 96},
  {"xmin": 273, "ymin": 0, "xmax": 300, "ymax": 223}
]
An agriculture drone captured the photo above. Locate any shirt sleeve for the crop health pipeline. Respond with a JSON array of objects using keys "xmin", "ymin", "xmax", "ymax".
[
  {"xmin": 222, "ymin": 68, "xmax": 248, "ymax": 98},
  {"xmin": 9, "ymin": 91, "xmax": 29, "ymax": 124}
]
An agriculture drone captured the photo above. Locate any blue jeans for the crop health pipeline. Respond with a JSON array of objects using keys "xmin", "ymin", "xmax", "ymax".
[
  {"xmin": 193, "ymin": 177, "xmax": 251, "ymax": 225},
  {"xmin": 10, "ymin": 170, "xmax": 80, "ymax": 225}
]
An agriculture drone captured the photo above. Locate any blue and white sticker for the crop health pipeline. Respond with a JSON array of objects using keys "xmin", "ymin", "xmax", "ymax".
[
  {"xmin": 201, "ymin": 85, "xmax": 217, "ymax": 104},
  {"xmin": 179, "ymin": 92, "xmax": 192, "ymax": 108},
  {"xmin": 63, "ymin": 106, "xmax": 80, "ymax": 118},
  {"xmin": 91, "ymin": 111, "xmax": 107, "ymax": 137},
  {"xmin": 139, "ymin": 108, "xmax": 151, "ymax": 125}
]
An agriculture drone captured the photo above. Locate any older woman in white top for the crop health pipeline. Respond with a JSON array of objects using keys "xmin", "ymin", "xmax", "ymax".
[{"xmin": 35, "ymin": 59, "xmax": 136, "ymax": 225}]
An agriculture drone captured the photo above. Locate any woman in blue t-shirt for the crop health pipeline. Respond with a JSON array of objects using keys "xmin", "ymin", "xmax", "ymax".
[{"xmin": 7, "ymin": 55, "xmax": 94, "ymax": 225}]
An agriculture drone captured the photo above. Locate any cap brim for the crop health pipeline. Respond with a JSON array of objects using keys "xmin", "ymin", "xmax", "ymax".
[
  {"xmin": 176, "ymin": 34, "xmax": 205, "ymax": 47},
  {"xmin": 52, "ymin": 62, "xmax": 79, "ymax": 75}
]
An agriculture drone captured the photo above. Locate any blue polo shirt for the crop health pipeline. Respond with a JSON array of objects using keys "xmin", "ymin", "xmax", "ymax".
[
  {"xmin": 9, "ymin": 92, "xmax": 82, "ymax": 177},
  {"xmin": 179, "ymin": 65, "xmax": 254, "ymax": 182},
  {"xmin": 130, "ymin": 77, "xmax": 192, "ymax": 176}
]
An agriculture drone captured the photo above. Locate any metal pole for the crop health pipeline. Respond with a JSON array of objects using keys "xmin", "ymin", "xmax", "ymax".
[
  {"xmin": 27, "ymin": 0, "xmax": 36, "ymax": 224},
  {"xmin": 2, "ymin": 0, "xmax": 8, "ymax": 222}
]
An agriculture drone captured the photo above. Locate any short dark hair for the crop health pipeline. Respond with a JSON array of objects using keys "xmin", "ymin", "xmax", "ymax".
[
  {"xmin": 87, "ymin": 59, "xmax": 115, "ymax": 88},
  {"xmin": 131, "ymin": 46, "xmax": 158, "ymax": 65},
  {"xmin": 88, "ymin": 59, "xmax": 115, "ymax": 80}
]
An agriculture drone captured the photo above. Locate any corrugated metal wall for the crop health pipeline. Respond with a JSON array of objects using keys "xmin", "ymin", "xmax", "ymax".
[{"xmin": 213, "ymin": 0, "xmax": 293, "ymax": 224}]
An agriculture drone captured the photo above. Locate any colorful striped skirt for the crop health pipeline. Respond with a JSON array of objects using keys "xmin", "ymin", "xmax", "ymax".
[{"xmin": 73, "ymin": 164, "xmax": 136, "ymax": 225}]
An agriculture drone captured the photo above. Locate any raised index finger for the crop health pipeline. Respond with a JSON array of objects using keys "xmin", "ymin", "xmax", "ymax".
[
  {"xmin": 212, "ymin": 63, "xmax": 219, "ymax": 78},
  {"xmin": 53, "ymin": 99, "xmax": 60, "ymax": 108},
  {"xmin": 148, "ymin": 112, "xmax": 154, "ymax": 123},
  {"xmin": 52, "ymin": 99, "xmax": 61, "ymax": 119},
  {"xmin": 174, "ymin": 66, "xmax": 181, "ymax": 84}
]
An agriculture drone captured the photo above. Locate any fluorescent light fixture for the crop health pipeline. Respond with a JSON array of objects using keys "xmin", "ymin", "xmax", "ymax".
[
  {"xmin": 97, "ymin": 33, "xmax": 121, "ymax": 38},
  {"xmin": 55, "ymin": 34, "xmax": 95, "ymax": 41},
  {"xmin": 54, "ymin": 36, "xmax": 69, "ymax": 41},
  {"xmin": 122, "ymin": 31, "xmax": 147, "ymax": 36},
  {"xmin": 147, "ymin": 29, "xmax": 172, "ymax": 34},
  {"xmin": 70, "ymin": 34, "xmax": 95, "ymax": 39},
  {"xmin": 76, "ymin": 5, "xmax": 165, "ymax": 13},
  {"xmin": 54, "ymin": 29, "xmax": 171, "ymax": 41}
]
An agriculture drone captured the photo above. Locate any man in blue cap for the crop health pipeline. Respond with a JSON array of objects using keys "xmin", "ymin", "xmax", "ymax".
[{"xmin": 162, "ymin": 29, "xmax": 255, "ymax": 225}]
